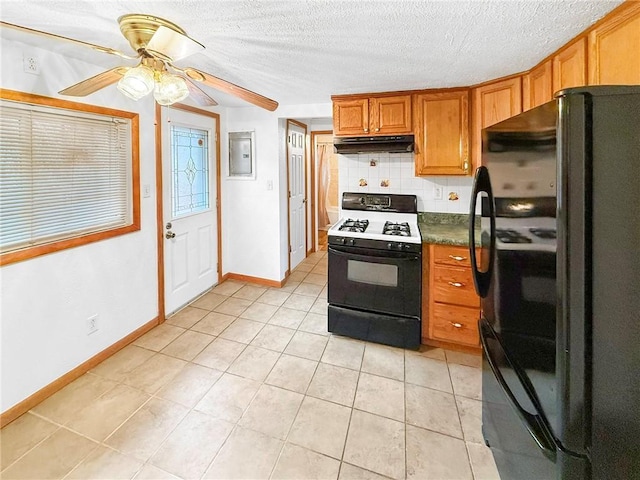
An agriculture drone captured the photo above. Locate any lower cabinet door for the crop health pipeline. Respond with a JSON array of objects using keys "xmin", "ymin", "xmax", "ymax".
[{"xmin": 430, "ymin": 303, "xmax": 480, "ymax": 346}]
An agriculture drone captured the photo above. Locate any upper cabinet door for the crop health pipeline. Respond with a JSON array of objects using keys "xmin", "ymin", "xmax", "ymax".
[
  {"xmin": 553, "ymin": 37, "xmax": 587, "ymax": 92},
  {"xmin": 414, "ymin": 91, "xmax": 470, "ymax": 176},
  {"xmin": 370, "ymin": 95, "xmax": 412, "ymax": 135},
  {"xmin": 333, "ymin": 98, "xmax": 369, "ymax": 136},
  {"xmin": 588, "ymin": 2, "xmax": 640, "ymax": 85},
  {"xmin": 523, "ymin": 60, "xmax": 553, "ymax": 111},
  {"xmin": 471, "ymin": 76, "xmax": 522, "ymax": 166}
]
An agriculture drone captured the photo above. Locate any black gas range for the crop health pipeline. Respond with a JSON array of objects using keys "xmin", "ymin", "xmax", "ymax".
[{"xmin": 327, "ymin": 193, "xmax": 422, "ymax": 349}]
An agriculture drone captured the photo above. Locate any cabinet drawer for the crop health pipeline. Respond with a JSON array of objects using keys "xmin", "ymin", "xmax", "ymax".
[
  {"xmin": 430, "ymin": 303, "xmax": 480, "ymax": 346},
  {"xmin": 432, "ymin": 265, "xmax": 479, "ymax": 308},
  {"xmin": 432, "ymin": 245, "xmax": 472, "ymax": 267}
]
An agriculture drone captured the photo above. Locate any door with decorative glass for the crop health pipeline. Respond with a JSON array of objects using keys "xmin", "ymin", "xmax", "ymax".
[{"xmin": 162, "ymin": 108, "xmax": 218, "ymax": 315}]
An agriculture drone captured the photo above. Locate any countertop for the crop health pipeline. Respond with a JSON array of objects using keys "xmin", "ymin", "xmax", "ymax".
[{"xmin": 418, "ymin": 213, "xmax": 481, "ymax": 247}]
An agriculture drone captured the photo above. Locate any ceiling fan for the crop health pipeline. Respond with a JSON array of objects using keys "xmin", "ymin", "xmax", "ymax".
[{"xmin": 0, "ymin": 14, "xmax": 279, "ymax": 111}]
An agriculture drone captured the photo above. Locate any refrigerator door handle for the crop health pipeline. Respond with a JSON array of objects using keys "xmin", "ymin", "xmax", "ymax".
[
  {"xmin": 480, "ymin": 321, "xmax": 558, "ymax": 461},
  {"xmin": 469, "ymin": 166, "xmax": 495, "ymax": 298}
]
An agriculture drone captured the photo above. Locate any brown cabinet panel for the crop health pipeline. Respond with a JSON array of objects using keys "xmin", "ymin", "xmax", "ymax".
[
  {"xmin": 332, "ymin": 98, "xmax": 369, "ymax": 136},
  {"xmin": 423, "ymin": 244, "xmax": 481, "ymax": 348},
  {"xmin": 333, "ymin": 94, "xmax": 411, "ymax": 137},
  {"xmin": 553, "ymin": 37, "xmax": 587, "ymax": 92},
  {"xmin": 588, "ymin": 2, "xmax": 640, "ymax": 86},
  {"xmin": 371, "ymin": 95, "xmax": 412, "ymax": 134},
  {"xmin": 430, "ymin": 303, "xmax": 480, "ymax": 346},
  {"xmin": 432, "ymin": 244, "xmax": 473, "ymax": 267},
  {"xmin": 523, "ymin": 60, "xmax": 553, "ymax": 111},
  {"xmin": 432, "ymin": 265, "xmax": 479, "ymax": 308},
  {"xmin": 471, "ymin": 76, "xmax": 522, "ymax": 167},
  {"xmin": 414, "ymin": 91, "xmax": 470, "ymax": 176}
]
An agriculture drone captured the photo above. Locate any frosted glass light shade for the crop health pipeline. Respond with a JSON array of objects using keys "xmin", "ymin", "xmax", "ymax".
[
  {"xmin": 117, "ymin": 65, "xmax": 155, "ymax": 100},
  {"xmin": 154, "ymin": 73, "xmax": 189, "ymax": 105}
]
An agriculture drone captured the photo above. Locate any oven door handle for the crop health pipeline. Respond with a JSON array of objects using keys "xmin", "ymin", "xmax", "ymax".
[{"xmin": 329, "ymin": 246, "xmax": 419, "ymax": 262}]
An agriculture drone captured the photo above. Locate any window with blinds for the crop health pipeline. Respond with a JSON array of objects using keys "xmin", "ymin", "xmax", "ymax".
[{"xmin": 0, "ymin": 91, "xmax": 140, "ymax": 265}]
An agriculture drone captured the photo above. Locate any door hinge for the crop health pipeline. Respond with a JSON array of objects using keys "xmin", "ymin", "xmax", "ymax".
[
  {"xmin": 289, "ymin": 245, "xmax": 292, "ymax": 253},
  {"xmin": 217, "ymin": 262, "xmax": 219, "ymax": 272}
]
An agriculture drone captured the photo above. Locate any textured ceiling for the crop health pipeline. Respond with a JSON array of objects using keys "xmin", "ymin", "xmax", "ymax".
[{"xmin": 0, "ymin": 0, "xmax": 624, "ymax": 109}]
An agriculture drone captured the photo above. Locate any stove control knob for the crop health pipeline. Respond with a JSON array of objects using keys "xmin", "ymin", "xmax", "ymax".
[
  {"xmin": 396, "ymin": 243, "xmax": 404, "ymax": 250},
  {"xmin": 404, "ymin": 244, "xmax": 412, "ymax": 251},
  {"xmin": 387, "ymin": 243, "xmax": 393, "ymax": 250},
  {"xmin": 347, "ymin": 238, "xmax": 355, "ymax": 246},
  {"xmin": 337, "ymin": 237, "xmax": 345, "ymax": 245}
]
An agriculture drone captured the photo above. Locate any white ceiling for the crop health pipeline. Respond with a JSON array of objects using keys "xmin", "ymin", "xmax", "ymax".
[{"xmin": 0, "ymin": 0, "xmax": 624, "ymax": 109}]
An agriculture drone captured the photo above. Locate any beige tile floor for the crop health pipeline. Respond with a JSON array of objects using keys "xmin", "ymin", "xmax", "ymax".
[{"xmin": 0, "ymin": 251, "xmax": 500, "ymax": 480}]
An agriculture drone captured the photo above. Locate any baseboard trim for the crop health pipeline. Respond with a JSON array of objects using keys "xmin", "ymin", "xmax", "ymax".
[
  {"xmin": 223, "ymin": 272, "xmax": 286, "ymax": 288},
  {"xmin": 421, "ymin": 337, "xmax": 482, "ymax": 354},
  {"xmin": 0, "ymin": 316, "xmax": 159, "ymax": 428}
]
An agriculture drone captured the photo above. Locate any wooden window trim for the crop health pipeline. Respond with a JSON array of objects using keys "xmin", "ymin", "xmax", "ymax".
[{"xmin": 0, "ymin": 89, "xmax": 140, "ymax": 266}]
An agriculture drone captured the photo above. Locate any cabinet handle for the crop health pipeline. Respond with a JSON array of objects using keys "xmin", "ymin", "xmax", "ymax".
[
  {"xmin": 448, "ymin": 255, "xmax": 466, "ymax": 261},
  {"xmin": 451, "ymin": 322, "xmax": 463, "ymax": 328},
  {"xmin": 374, "ymin": 127, "xmax": 380, "ymax": 132},
  {"xmin": 364, "ymin": 128, "xmax": 369, "ymax": 133},
  {"xmin": 448, "ymin": 281, "xmax": 464, "ymax": 288},
  {"xmin": 463, "ymin": 161, "xmax": 469, "ymax": 173}
]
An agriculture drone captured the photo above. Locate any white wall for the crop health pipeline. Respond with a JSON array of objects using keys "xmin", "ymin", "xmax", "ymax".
[
  {"xmin": 222, "ymin": 104, "xmax": 331, "ymax": 282},
  {"xmin": 0, "ymin": 40, "xmax": 159, "ymax": 412},
  {"xmin": 338, "ymin": 152, "xmax": 474, "ymax": 214}
]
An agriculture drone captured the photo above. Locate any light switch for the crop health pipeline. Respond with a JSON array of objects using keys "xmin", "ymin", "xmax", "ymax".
[
  {"xmin": 266, "ymin": 180, "xmax": 273, "ymax": 191},
  {"xmin": 143, "ymin": 184, "xmax": 151, "ymax": 198}
]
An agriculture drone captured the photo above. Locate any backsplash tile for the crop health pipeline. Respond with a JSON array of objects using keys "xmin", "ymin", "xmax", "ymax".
[{"xmin": 338, "ymin": 153, "xmax": 474, "ymax": 214}]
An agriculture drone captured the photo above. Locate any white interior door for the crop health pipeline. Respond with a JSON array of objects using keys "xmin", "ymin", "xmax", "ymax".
[
  {"xmin": 162, "ymin": 108, "xmax": 218, "ymax": 315},
  {"xmin": 288, "ymin": 122, "xmax": 307, "ymax": 270}
]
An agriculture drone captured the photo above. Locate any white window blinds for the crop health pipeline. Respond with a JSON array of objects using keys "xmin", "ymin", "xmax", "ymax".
[{"xmin": 0, "ymin": 100, "xmax": 133, "ymax": 253}]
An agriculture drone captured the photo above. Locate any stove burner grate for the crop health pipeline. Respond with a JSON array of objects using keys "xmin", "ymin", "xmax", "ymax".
[
  {"xmin": 496, "ymin": 228, "xmax": 532, "ymax": 244},
  {"xmin": 339, "ymin": 218, "xmax": 369, "ymax": 233},
  {"xmin": 383, "ymin": 221, "xmax": 411, "ymax": 237},
  {"xmin": 529, "ymin": 228, "xmax": 556, "ymax": 239}
]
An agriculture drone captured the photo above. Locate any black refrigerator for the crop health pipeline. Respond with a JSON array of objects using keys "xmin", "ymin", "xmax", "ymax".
[{"xmin": 469, "ymin": 86, "xmax": 640, "ymax": 480}]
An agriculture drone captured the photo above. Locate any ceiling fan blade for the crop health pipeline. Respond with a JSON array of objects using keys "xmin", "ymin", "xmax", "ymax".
[
  {"xmin": 146, "ymin": 25, "xmax": 204, "ymax": 62},
  {"xmin": 184, "ymin": 67, "xmax": 278, "ymax": 111},
  {"xmin": 0, "ymin": 21, "xmax": 138, "ymax": 60},
  {"xmin": 59, "ymin": 67, "xmax": 128, "ymax": 96},
  {"xmin": 183, "ymin": 78, "xmax": 218, "ymax": 107}
]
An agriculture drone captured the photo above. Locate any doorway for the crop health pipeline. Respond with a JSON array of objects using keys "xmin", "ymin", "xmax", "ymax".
[
  {"xmin": 159, "ymin": 105, "xmax": 221, "ymax": 316},
  {"xmin": 287, "ymin": 120, "xmax": 308, "ymax": 272},
  {"xmin": 312, "ymin": 131, "xmax": 339, "ymax": 251}
]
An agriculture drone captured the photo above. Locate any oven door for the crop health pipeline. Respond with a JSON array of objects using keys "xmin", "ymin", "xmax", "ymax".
[{"xmin": 328, "ymin": 245, "xmax": 421, "ymax": 318}]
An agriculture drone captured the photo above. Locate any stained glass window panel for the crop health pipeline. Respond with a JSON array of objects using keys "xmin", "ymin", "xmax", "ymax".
[{"xmin": 171, "ymin": 125, "xmax": 210, "ymax": 217}]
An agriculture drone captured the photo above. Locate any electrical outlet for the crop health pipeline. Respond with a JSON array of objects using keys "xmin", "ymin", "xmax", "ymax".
[
  {"xmin": 87, "ymin": 315, "xmax": 99, "ymax": 335},
  {"xmin": 23, "ymin": 55, "xmax": 40, "ymax": 75},
  {"xmin": 433, "ymin": 186, "xmax": 443, "ymax": 200}
]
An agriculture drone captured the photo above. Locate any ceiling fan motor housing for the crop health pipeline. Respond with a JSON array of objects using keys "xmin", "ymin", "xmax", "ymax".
[{"xmin": 118, "ymin": 14, "xmax": 186, "ymax": 53}]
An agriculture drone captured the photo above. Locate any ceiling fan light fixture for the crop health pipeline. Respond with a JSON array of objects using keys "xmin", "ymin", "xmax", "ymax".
[
  {"xmin": 154, "ymin": 72, "xmax": 189, "ymax": 105},
  {"xmin": 117, "ymin": 64, "xmax": 155, "ymax": 100}
]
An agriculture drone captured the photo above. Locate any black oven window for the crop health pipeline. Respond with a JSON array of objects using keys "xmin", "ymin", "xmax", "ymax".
[{"xmin": 347, "ymin": 260, "xmax": 398, "ymax": 287}]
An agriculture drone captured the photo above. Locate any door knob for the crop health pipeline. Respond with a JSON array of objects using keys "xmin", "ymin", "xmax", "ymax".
[
  {"xmin": 165, "ymin": 231, "xmax": 176, "ymax": 239},
  {"xmin": 165, "ymin": 222, "xmax": 172, "ymax": 230}
]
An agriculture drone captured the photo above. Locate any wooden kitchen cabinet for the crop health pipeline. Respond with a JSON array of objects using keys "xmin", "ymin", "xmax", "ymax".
[
  {"xmin": 471, "ymin": 76, "xmax": 522, "ymax": 167},
  {"xmin": 523, "ymin": 60, "xmax": 553, "ymax": 111},
  {"xmin": 553, "ymin": 37, "xmax": 587, "ymax": 92},
  {"xmin": 588, "ymin": 1, "xmax": 640, "ymax": 86},
  {"xmin": 332, "ymin": 94, "xmax": 411, "ymax": 136},
  {"xmin": 413, "ymin": 90, "xmax": 470, "ymax": 176},
  {"xmin": 422, "ymin": 244, "xmax": 481, "ymax": 350}
]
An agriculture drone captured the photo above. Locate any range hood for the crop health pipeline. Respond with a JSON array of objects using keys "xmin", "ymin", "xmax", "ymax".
[{"xmin": 334, "ymin": 135, "xmax": 414, "ymax": 154}]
